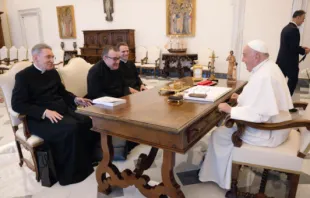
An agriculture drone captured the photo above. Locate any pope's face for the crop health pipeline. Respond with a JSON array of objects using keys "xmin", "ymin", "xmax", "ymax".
[
  {"xmin": 242, "ymin": 46, "xmax": 257, "ymax": 72},
  {"xmin": 33, "ymin": 49, "xmax": 55, "ymax": 70}
]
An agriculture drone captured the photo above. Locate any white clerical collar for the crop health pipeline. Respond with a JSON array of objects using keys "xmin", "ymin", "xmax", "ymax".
[
  {"xmin": 251, "ymin": 58, "xmax": 269, "ymax": 74},
  {"xmin": 121, "ymin": 59, "xmax": 127, "ymax": 63},
  {"xmin": 291, "ymin": 21, "xmax": 299, "ymax": 28},
  {"xmin": 33, "ymin": 64, "xmax": 46, "ymax": 74}
]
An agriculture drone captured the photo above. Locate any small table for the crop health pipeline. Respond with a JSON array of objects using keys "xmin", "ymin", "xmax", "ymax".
[
  {"xmin": 162, "ymin": 53, "xmax": 198, "ymax": 78},
  {"xmin": 77, "ymin": 78, "xmax": 246, "ymax": 198}
]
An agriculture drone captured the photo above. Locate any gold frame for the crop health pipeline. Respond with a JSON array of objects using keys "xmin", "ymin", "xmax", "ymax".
[
  {"xmin": 56, "ymin": 5, "xmax": 77, "ymax": 39},
  {"xmin": 166, "ymin": 0, "xmax": 196, "ymax": 36}
]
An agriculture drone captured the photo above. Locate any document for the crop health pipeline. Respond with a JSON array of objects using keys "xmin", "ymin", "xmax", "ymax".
[
  {"xmin": 92, "ymin": 96, "xmax": 126, "ymax": 107},
  {"xmin": 183, "ymin": 86, "xmax": 232, "ymax": 102}
]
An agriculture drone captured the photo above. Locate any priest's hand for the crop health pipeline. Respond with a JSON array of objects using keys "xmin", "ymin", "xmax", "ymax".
[
  {"xmin": 45, "ymin": 109, "xmax": 63, "ymax": 123},
  {"xmin": 75, "ymin": 97, "xmax": 93, "ymax": 107},
  {"xmin": 218, "ymin": 103, "xmax": 232, "ymax": 113},
  {"xmin": 140, "ymin": 84, "xmax": 147, "ymax": 91},
  {"xmin": 129, "ymin": 87, "xmax": 139, "ymax": 94},
  {"xmin": 230, "ymin": 93, "xmax": 239, "ymax": 101}
]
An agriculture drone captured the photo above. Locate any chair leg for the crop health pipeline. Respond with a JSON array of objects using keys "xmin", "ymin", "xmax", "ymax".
[
  {"xmin": 154, "ymin": 68, "xmax": 156, "ymax": 78},
  {"xmin": 15, "ymin": 140, "xmax": 24, "ymax": 167},
  {"xmin": 255, "ymin": 169, "xmax": 269, "ymax": 198},
  {"xmin": 31, "ymin": 148, "xmax": 40, "ymax": 182},
  {"xmin": 288, "ymin": 173, "xmax": 300, "ymax": 198},
  {"xmin": 225, "ymin": 164, "xmax": 241, "ymax": 198}
]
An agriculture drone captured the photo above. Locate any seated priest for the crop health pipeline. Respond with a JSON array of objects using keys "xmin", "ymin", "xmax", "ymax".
[
  {"xmin": 199, "ymin": 40, "xmax": 293, "ymax": 190},
  {"xmin": 87, "ymin": 45, "xmax": 138, "ymax": 100},
  {"xmin": 117, "ymin": 42, "xmax": 147, "ymax": 92},
  {"xmin": 87, "ymin": 45, "xmax": 138, "ymax": 159},
  {"xmin": 11, "ymin": 43, "xmax": 97, "ymax": 186}
]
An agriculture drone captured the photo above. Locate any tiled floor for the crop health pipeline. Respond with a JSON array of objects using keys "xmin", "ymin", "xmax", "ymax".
[{"xmin": 1, "ymin": 78, "xmax": 310, "ymax": 198}]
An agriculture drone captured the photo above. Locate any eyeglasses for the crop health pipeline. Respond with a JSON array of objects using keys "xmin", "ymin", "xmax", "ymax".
[{"xmin": 105, "ymin": 56, "xmax": 120, "ymax": 61}]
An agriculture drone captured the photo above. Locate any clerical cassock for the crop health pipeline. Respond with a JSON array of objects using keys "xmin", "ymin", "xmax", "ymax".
[
  {"xmin": 119, "ymin": 60, "xmax": 143, "ymax": 91},
  {"xmin": 12, "ymin": 65, "xmax": 95, "ymax": 186},
  {"xmin": 199, "ymin": 58, "xmax": 293, "ymax": 190}
]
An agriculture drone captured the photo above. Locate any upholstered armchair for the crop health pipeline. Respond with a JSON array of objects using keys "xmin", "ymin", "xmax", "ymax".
[
  {"xmin": 53, "ymin": 49, "xmax": 64, "ymax": 69},
  {"xmin": 224, "ymin": 102, "xmax": 310, "ymax": 198},
  {"xmin": 0, "ymin": 46, "xmax": 9, "ymax": 73},
  {"xmin": 0, "ymin": 61, "xmax": 44, "ymax": 182},
  {"xmin": 140, "ymin": 46, "xmax": 161, "ymax": 78},
  {"xmin": 135, "ymin": 46, "xmax": 147, "ymax": 69},
  {"xmin": 8, "ymin": 46, "xmax": 18, "ymax": 65},
  {"xmin": 57, "ymin": 57, "xmax": 93, "ymax": 97},
  {"xmin": 17, "ymin": 46, "xmax": 28, "ymax": 62}
]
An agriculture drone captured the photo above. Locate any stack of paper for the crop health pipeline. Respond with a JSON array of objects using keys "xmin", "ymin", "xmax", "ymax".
[
  {"xmin": 92, "ymin": 96, "xmax": 126, "ymax": 107},
  {"xmin": 183, "ymin": 86, "xmax": 232, "ymax": 102}
]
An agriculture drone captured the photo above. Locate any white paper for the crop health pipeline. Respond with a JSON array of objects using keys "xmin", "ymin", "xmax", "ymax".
[
  {"xmin": 183, "ymin": 86, "xmax": 232, "ymax": 102},
  {"xmin": 92, "ymin": 96, "xmax": 126, "ymax": 107}
]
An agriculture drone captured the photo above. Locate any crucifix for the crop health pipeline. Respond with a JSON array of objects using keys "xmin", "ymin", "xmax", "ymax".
[{"xmin": 103, "ymin": 0, "xmax": 114, "ymax": 21}]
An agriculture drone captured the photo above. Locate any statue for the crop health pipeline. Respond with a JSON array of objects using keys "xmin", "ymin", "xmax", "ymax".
[
  {"xmin": 226, "ymin": 50, "xmax": 237, "ymax": 84},
  {"xmin": 103, "ymin": 0, "xmax": 114, "ymax": 21},
  {"xmin": 208, "ymin": 50, "xmax": 218, "ymax": 81}
]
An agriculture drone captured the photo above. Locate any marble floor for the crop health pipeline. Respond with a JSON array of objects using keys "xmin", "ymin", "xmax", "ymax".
[{"xmin": 1, "ymin": 78, "xmax": 310, "ymax": 198}]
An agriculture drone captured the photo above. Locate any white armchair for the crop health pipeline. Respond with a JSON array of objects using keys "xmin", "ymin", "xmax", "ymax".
[
  {"xmin": 141, "ymin": 46, "xmax": 161, "ymax": 78},
  {"xmin": 18, "ymin": 46, "xmax": 28, "ymax": 62},
  {"xmin": 27, "ymin": 48, "xmax": 33, "ymax": 62},
  {"xmin": 53, "ymin": 48, "xmax": 64, "ymax": 69},
  {"xmin": 135, "ymin": 46, "xmax": 147, "ymax": 69},
  {"xmin": 0, "ymin": 46, "xmax": 9, "ymax": 73},
  {"xmin": 57, "ymin": 57, "xmax": 93, "ymax": 97},
  {"xmin": 225, "ymin": 102, "xmax": 310, "ymax": 198},
  {"xmin": 0, "ymin": 61, "xmax": 44, "ymax": 182},
  {"xmin": 8, "ymin": 46, "xmax": 18, "ymax": 66}
]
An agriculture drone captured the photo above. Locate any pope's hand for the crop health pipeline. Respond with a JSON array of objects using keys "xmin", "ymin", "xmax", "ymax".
[
  {"xmin": 129, "ymin": 87, "xmax": 139, "ymax": 94},
  {"xmin": 45, "ymin": 109, "xmax": 63, "ymax": 123},
  {"xmin": 218, "ymin": 103, "xmax": 232, "ymax": 113},
  {"xmin": 230, "ymin": 93, "xmax": 239, "ymax": 101}
]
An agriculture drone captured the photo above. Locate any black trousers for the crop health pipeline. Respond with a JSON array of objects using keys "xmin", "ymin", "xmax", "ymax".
[{"xmin": 280, "ymin": 67, "xmax": 299, "ymax": 96}]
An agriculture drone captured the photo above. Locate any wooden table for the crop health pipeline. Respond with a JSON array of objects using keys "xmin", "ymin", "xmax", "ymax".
[
  {"xmin": 162, "ymin": 53, "xmax": 198, "ymax": 78},
  {"xmin": 77, "ymin": 78, "xmax": 246, "ymax": 198}
]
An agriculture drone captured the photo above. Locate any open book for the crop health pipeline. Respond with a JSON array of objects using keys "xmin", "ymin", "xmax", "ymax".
[
  {"xmin": 183, "ymin": 86, "xmax": 232, "ymax": 102},
  {"xmin": 92, "ymin": 96, "xmax": 126, "ymax": 107}
]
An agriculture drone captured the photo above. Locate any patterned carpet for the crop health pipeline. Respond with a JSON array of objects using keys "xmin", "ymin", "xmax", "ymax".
[{"xmin": 0, "ymin": 78, "xmax": 310, "ymax": 198}]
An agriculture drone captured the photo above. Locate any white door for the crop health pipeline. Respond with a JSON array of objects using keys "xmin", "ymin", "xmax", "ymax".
[{"xmin": 19, "ymin": 8, "xmax": 43, "ymax": 49}]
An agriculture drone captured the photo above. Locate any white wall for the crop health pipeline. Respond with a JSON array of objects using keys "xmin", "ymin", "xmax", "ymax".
[
  {"xmin": 5, "ymin": 0, "xmax": 234, "ymax": 73},
  {"xmin": 299, "ymin": 1, "xmax": 310, "ymax": 74},
  {"xmin": 0, "ymin": 0, "xmax": 12, "ymax": 47},
  {"xmin": 239, "ymin": 0, "xmax": 293, "ymax": 80}
]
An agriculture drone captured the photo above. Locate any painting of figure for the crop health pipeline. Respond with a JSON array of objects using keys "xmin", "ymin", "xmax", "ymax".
[
  {"xmin": 57, "ymin": 5, "xmax": 77, "ymax": 39},
  {"xmin": 167, "ymin": 0, "xmax": 195, "ymax": 36}
]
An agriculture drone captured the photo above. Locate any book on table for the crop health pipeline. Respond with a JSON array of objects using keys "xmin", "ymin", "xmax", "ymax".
[
  {"xmin": 183, "ymin": 86, "xmax": 232, "ymax": 102},
  {"xmin": 92, "ymin": 96, "xmax": 126, "ymax": 107}
]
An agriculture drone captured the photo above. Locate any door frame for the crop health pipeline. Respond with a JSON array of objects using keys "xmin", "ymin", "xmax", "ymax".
[{"xmin": 18, "ymin": 8, "xmax": 44, "ymax": 48}]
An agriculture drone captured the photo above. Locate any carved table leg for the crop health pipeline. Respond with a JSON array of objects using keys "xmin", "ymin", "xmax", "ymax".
[
  {"xmin": 163, "ymin": 59, "xmax": 170, "ymax": 78},
  {"xmin": 177, "ymin": 59, "xmax": 184, "ymax": 78},
  {"xmin": 161, "ymin": 150, "xmax": 185, "ymax": 198},
  {"xmin": 134, "ymin": 147, "xmax": 159, "ymax": 177}
]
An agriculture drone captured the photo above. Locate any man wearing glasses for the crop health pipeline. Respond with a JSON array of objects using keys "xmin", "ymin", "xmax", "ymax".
[{"xmin": 87, "ymin": 45, "xmax": 137, "ymax": 100}]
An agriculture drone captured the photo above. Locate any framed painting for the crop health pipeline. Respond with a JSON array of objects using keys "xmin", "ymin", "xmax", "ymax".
[
  {"xmin": 166, "ymin": 0, "xmax": 196, "ymax": 36},
  {"xmin": 56, "ymin": 5, "xmax": 77, "ymax": 39}
]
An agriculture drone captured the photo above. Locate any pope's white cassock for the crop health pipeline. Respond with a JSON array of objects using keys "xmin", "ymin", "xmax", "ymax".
[{"xmin": 199, "ymin": 41, "xmax": 293, "ymax": 190}]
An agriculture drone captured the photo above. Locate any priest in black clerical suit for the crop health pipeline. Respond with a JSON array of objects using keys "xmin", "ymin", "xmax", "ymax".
[
  {"xmin": 117, "ymin": 42, "xmax": 146, "ymax": 92},
  {"xmin": 276, "ymin": 10, "xmax": 309, "ymax": 96},
  {"xmin": 87, "ymin": 45, "xmax": 138, "ymax": 100},
  {"xmin": 12, "ymin": 44, "xmax": 96, "ymax": 186}
]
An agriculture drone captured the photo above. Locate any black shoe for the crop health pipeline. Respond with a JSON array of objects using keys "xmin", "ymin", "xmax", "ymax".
[{"xmin": 289, "ymin": 108, "xmax": 298, "ymax": 113}]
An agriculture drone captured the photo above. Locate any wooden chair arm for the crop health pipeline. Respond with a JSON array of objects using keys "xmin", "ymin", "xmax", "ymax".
[
  {"xmin": 18, "ymin": 114, "xmax": 31, "ymax": 139},
  {"xmin": 9, "ymin": 59, "xmax": 18, "ymax": 63},
  {"xmin": 225, "ymin": 117, "xmax": 310, "ymax": 147},
  {"xmin": 293, "ymin": 101, "xmax": 308, "ymax": 110},
  {"xmin": 0, "ymin": 58, "xmax": 10, "ymax": 65},
  {"xmin": 155, "ymin": 58, "xmax": 160, "ymax": 67},
  {"xmin": 141, "ymin": 57, "xmax": 148, "ymax": 65},
  {"xmin": 54, "ymin": 61, "xmax": 64, "ymax": 66}
]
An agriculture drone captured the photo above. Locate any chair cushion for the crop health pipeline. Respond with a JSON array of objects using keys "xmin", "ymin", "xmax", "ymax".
[
  {"xmin": 135, "ymin": 62, "xmax": 142, "ymax": 67},
  {"xmin": 141, "ymin": 64, "xmax": 156, "ymax": 68},
  {"xmin": 233, "ymin": 129, "xmax": 303, "ymax": 172},
  {"xmin": 16, "ymin": 128, "xmax": 44, "ymax": 147}
]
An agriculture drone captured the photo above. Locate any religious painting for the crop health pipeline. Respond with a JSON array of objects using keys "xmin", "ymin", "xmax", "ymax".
[
  {"xmin": 166, "ymin": 0, "xmax": 196, "ymax": 36},
  {"xmin": 56, "ymin": 5, "xmax": 77, "ymax": 39}
]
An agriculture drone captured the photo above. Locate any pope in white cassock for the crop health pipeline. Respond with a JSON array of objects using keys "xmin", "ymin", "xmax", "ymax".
[{"xmin": 199, "ymin": 40, "xmax": 293, "ymax": 190}]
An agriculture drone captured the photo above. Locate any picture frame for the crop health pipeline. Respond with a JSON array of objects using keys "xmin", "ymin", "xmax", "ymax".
[
  {"xmin": 56, "ymin": 5, "xmax": 77, "ymax": 39},
  {"xmin": 166, "ymin": 0, "xmax": 196, "ymax": 36}
]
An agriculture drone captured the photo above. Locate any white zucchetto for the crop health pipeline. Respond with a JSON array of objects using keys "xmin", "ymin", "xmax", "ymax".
[{"xmin": 248, "ymin": 40, "xmax": 269, "ymax": 53}]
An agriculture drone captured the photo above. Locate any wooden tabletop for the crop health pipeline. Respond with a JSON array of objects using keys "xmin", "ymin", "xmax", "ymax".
[{"xmin": 77, "ymin": 78, "xmax": 246, "ymax": 135}]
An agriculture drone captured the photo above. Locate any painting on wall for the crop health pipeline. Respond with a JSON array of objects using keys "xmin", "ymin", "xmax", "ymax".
[
  {"xmin": 166, "ymin": 0, "xmax": 196, "ymax": 36},
  {"xmin": 56, "ymin": 5, "xmax": 76, "ymax": 39}
]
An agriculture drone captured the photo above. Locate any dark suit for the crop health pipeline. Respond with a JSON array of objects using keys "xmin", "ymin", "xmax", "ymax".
[
  {"xmin": 276, "ymin": 22, "xmax": 305, "ymax": 95},
  {"xmin": 119, "ymin": 60, "xmax": 143, "ymax": 91},
  {"xmin": 11, "ymin": 65, "xmax": 95, "ymax": 185}
]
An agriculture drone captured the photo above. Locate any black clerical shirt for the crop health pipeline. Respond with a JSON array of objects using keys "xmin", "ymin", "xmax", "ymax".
[
  {"xmin": 119, "ymin": 60, "xmax": 143, "ymax": 91},
  {"xmin": 87, "ymin": 60, "xmax": 130, "ymax": 100}
]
